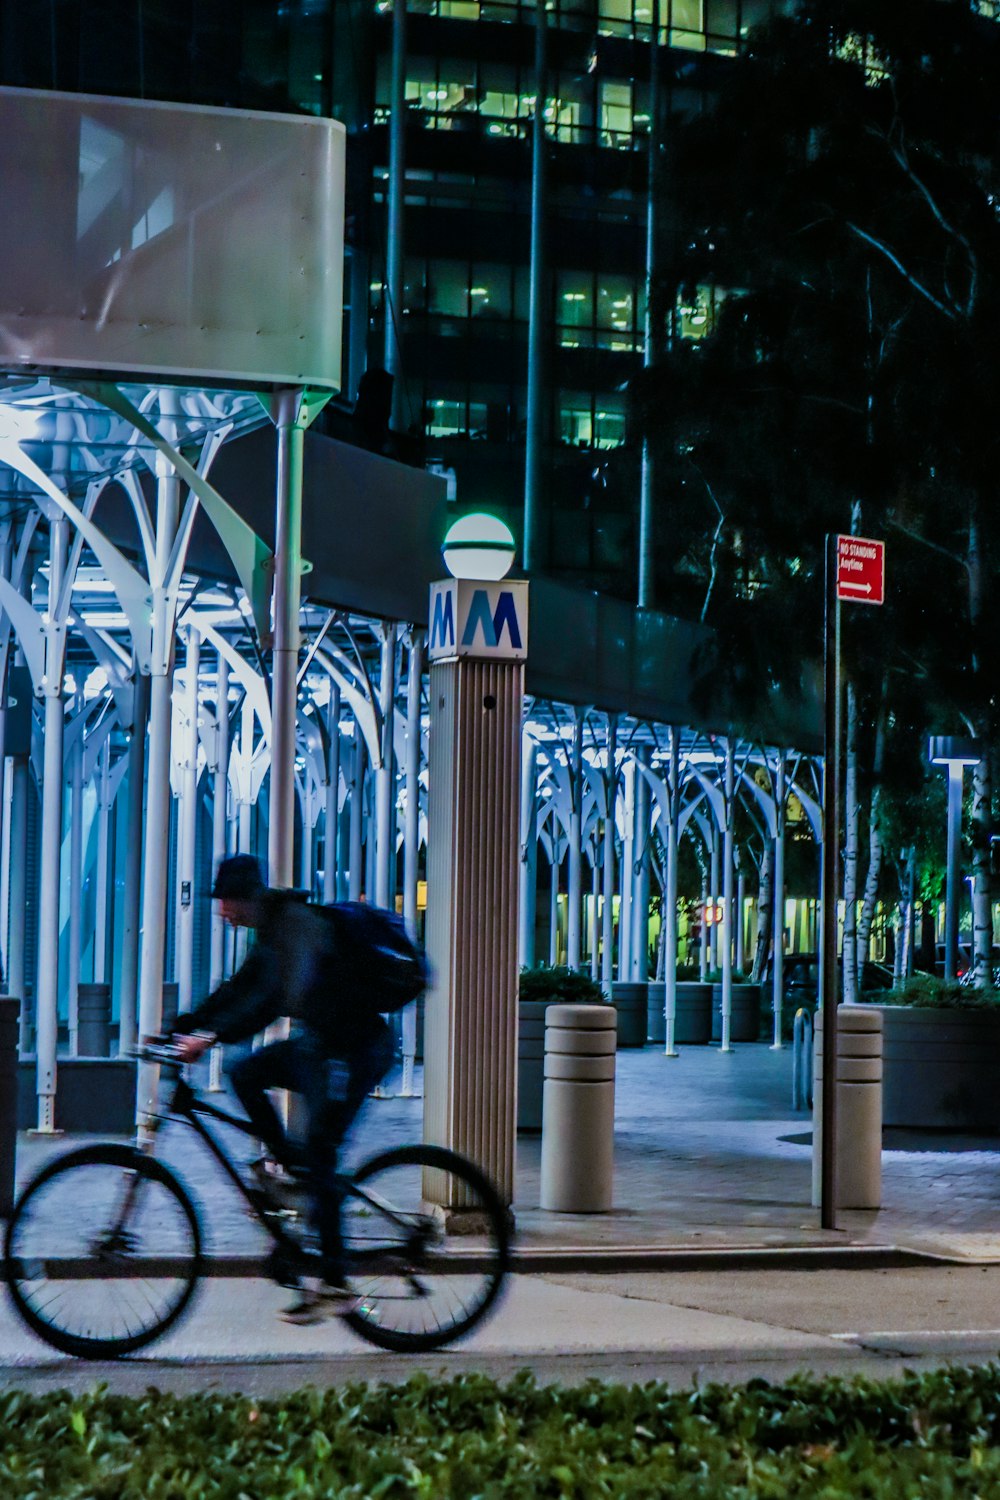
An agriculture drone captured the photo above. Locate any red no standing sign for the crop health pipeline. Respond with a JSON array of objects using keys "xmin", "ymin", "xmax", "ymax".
[{"xmin": 836, "ymin": 534, "xmax": 885, "ymax": 606}]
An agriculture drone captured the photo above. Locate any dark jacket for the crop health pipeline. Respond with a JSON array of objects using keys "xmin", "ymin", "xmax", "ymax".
[{"xmin": 177, "ymin": 891, "xmax": 386, "ymax": 1056}]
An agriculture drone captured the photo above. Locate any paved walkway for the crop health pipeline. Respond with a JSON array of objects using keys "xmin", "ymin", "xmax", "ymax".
[{"xmin": 11, "ymin": 1044, "xmax": 1000, "ymax": 1261}]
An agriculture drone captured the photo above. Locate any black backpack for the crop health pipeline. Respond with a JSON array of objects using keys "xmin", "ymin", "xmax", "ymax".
[{"xmin": 319, "ymin": 901, "xmax": 429, "ymax": 1015}]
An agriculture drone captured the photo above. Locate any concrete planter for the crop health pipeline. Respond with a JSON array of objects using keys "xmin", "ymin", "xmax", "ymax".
[
  {"xmin": 674, "ymin": 982, "xmax": 713, "ymax": 1044},
  {"xmin": 711, "ymin": 983, "xmax": 762, "ymax": 1043},
  {"xmin": 872, "ymin": 1005, "xmax": 1000, "ymax": 1130},
  {"xmin": 609, "ymin": 983, "xmax": 648, "ymax": 1048},
  {"xmin": 17, "ymin": 1059, "xmax": 136, "ymax": 1133},
  {"xmin": 517, "ymin": 999, "xmax": 549, "ymax": 1132},
  {"xmin": 647, "ymin": 987, "xmax": 665, "ymax": 1045}
]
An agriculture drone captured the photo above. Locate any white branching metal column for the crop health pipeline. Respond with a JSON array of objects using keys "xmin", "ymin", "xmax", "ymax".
[
  {"xmin": 118, "ymin": 670, "xmax": 148, "ymax": 1057},
  {"xmin": 567, "ymin": 710, "xmax": 584, "ymax": 970},
  {"xmin": 771, "ymin": 752, "xmax": 787, "ymax": 1049},
  {"xmin": 208, "ymin": 652, "xmax": 230, "ymax": 1092},
  {"xmin": 601, "ymin": 715, "xmax": 617, "ymax": 989},
  {"xmin": 66, "ymin": 694, "xmax": 86, "ymax": 1054},
  {"xmin": 720, "ymin": 739, "xmax": 735, "ymax": 1054},
  {"xmin": 375, "ymin": 622, "xmax": 397, "ymax": 910},
  {"xmin": 401, "ymin": 628, "xmax": 424, "ymax": 1097},
  {"xmin": 268, "ymin": 392, "xmax": 308, "ymax": 890},
  {"xmin": 619, "ymin": 758, "xmax": 634, "ymax": 981},
  {"xmin": 322, "ymin": 681, "xmax": 341, "ymax": 904},
  {"xmin": 518, "ymin": 734, "xmax": 538, "ymax": 969},
  {"xmin": 136, "ymin": 437, "xmax": 182, "ymax": 1125},
  {"xmin": 176, "ymin": 625, "xmax": 201, "ymax": 1015},
  {"xmin": 349, "ymin": 732, "xmax": 365, "ymax": 901},
  {"xmin": 631, "ymin": 746, "xmax": 651, "ymax": 981},
  {"xmin": 663, "ymin": 725, "xmax": 680, "ymax": 1057},
  {"xmin": 423, "ymin": 575, "xmax": 528, "ymax": 1215},
  {"xmin": 35, "ymin": 514, "xmax": 70, "ymax": 1131},
  {"xmin": 93, "ymin": 737, "xmax": 114, "ymax": 988}
]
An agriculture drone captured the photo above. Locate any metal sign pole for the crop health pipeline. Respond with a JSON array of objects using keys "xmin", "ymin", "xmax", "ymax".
[{"xmin": 821, "ymin": 533, "xmax": 842, "ymax": 1229}]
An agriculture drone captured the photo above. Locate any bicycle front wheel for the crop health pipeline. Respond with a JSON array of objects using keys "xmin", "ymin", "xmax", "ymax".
[
  {"xmin": 343, "ymin": 1144, "xmax": 510, "ymax": 1353},
  {"xmin": 4, "ymin": 1144, "xmax": 202, "ymax": 1359}
]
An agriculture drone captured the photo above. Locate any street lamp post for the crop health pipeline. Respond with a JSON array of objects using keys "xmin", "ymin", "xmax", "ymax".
[{"xmin": 929, "ymin": 736, "xmax": 980, "ymax": 981}]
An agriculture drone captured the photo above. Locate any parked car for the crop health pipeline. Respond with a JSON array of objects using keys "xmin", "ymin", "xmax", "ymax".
[{"xmin": 778, "ymin": 952, "xmax": 894, "ymax": 1036}]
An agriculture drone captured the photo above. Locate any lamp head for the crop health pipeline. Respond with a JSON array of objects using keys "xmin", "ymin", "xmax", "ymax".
[
  {"xmin": 442, "ymin": 512, "xmax": 516, "ymax": 581},
  {"xmin": 928, "ymin": 735, "xmax": 981, "ymax": 767}
]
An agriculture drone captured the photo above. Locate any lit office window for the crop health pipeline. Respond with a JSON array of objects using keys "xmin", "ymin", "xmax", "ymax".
[
  {"xmin": 594, "ymin": 397, "xmax": 626, "ymax": 448},
  {"xmin": 597, "ymin": 277, "xmax": 639, "ymax": 350},
  {"xmin": 676, "ymin": 283, "xmax": 724, "ymax": 339},
  {"xmin": 557, "ymin": 272, "xmax": 593, "ymax": 338},
  {"xmin": 426, "ymin": 398, "xmax": 467, "ymax": 436},
  {"xmin": 428, "ymin": 261, "xmax": 469, "ymax": 318},
  {"xmin": 560, "ymin": 393, "xmax": 594, "ymax": 447},
  {"xmin": 470, "ymin": 264, "xmax": 513, "ymax": 319},
  {"xmin": 600, "ymin": 80, "xmax": 634, "ymax": 148}
]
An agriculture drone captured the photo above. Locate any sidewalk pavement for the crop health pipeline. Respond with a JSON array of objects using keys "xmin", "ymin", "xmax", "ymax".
[{"xmin": 11, "ymin": 1043, "xmax": 1000, "ymax": 1264}]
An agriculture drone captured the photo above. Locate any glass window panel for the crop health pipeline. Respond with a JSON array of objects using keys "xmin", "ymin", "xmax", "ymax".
[
  {"xmin": 559, "ymin": 392, "xmax": 593, "ymax": 447},
  {"xmin": 670, "ymin": 0, "xmax": 703, "ymax": 27},
  {"xmin": 556, "ymin": 271, "xmax": 593, "ymax": 327},
  {"xmin": 426, "ymin": 399, "xmax": 467, "ymax": 438},
  {"xmin": 705, "ymin": 0, "xmax": 737, "ymax": 37},
  {"xmin": 404, "ymin": 258, "xmax": 428, "ymax": 314},
  {"xmin": 438, "ymin": 1, "xmax": 481, "ymax": 15},
  {"xmin": 468, "ymin": 402, "xmax": 488, "ymax": 438},
  {"xmin": 469, "ymin": 263, "xmax": 512, "ymax": 319},
  {"xmin": 596, "ymin": 275, "xmax": 636, "ymax": 330},
  {"xmin": 598, "ymin": 0, "xmax": 634, "ymax": 36},
  {"xmin": 594, "ymin": 396, "xmax": 626, "ymax": 448},
  {"xmin": 514, "ymin": 266, "xmax": 531, "ymax": 321},
  {"xmin": 428, "ymin": 260, "xmax": 469, "ymax": 317},
  {"xmin": 600, "ymin": 79, "xmax": 633, "ymax": 145}
]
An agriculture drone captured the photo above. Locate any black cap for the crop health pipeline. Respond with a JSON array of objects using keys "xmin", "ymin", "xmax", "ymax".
[{"xmin": 211, "ymin": 854, "xmax": 266, "ymax": 900}]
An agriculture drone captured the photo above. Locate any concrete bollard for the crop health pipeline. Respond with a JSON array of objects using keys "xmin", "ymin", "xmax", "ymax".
[
  {"xmin": 77, "ymin": 983, "xmax": 112, "ymax": 1057},
  {"xmin": 540, "ymin": 1003, "xmax": 616, "ymax": 1212},
  {"xmin": 0, "ymin": 998, "xmax": 20, "ymax": 1217},
  {"xmin": 811, "ymin": 1005, "xmax": 882, "ymax": 1210}
]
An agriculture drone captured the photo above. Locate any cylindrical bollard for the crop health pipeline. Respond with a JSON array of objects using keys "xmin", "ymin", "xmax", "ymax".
[
  {"xmin": 517, "ymin": 999, "xmax": 548, "ymax": 1132},
  {"xmin": 540, "ymin": 1003, "xmax": 616, "ymax": 1212},
  {"xmin": 0, "ymin": 998, "xmax": 20, "ymax": 1218},
  {"xmin": 811, "ymin": 1006, "xmax": 882, "ymax": 1209},
  {"xmin": 77, "ymin": 982, "xmax": 112, "ymax": 1057}
]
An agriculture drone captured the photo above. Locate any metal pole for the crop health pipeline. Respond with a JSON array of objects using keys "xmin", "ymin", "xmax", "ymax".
[
  {"xmin": 0, "ymin": 759, "xmax": 10, "ymax": 984},
  {"xmin": 772, "ymin": 754, "xmax": 786, "ymax": 1047},
  {"xmin": 523, "ymin": 0, "xmax": 547, "ymax": 573},
  {"xmin": 820, "ymin": 533, "xmax": 842, "ymax": 1230},
  {"xmin": 322, "ymin": 680, "xmax": 342, "ymax": 904},
  {"xmin": 664, "ymin": 724, "xmax": 680, "ymax": 1055},
  {"xmin": 618, "ymin": 760, "xmax": 634, "ymax": 981},
  {"xmin": 735, "ymin": 864, "xmax": 746, "ymax": 974},
  {"xmin": 549, "ymin": 840, "xmax": 560, "ymax": 966},
  {"xmin": 945, "ymin": 763, "xmax": 962, "ymax": 981},
  {"xmin": 136, "ymin": 436, "xmax": 181, "ymax": 1128},
  {"xmin": 269, "ymin": 391, "xmax": 306, "ymax": 891},
  {"xmin": 590, "ymin": 858, "xmax": 601, "ymax": 979},
  {"xmin": 176, "ymin": 626, "xmax": 200, "ymax": 1015},
  {"xmin": 93, "ymin": 737, "xmax": 112, "ymax": 986},
  {"xmin": 34, "ymin": 515, "xmax": 68, "ymax": 1132},
  {"xmin": 385, "ymin": 0, "xmax": 407, "ymax": 433},
  {"xmin": 567, "ymin": 710, "xmax": 584, "ymax": 969},
  {"xmin": 720, "ymin": 740, "xmax": 735, "ymax": 1053},
  {"xmin": 349, "ymin": 731, "xmax": 365, "ymax": 901},
  {"xmin": 209, "ymin": 654, "xmax": 230, "ymax": 990},
  {"xmin": 66, "ymin": 694, "xmax": 85, "ymax": 1054},
  {"xmin": 9, "ymin": 755, "xmax": 28, "ymax": 1050},
  {"xmin": 601, "ymin": 716, "xmax": 618, "ymax": 991},
  {"xmin": 631, "ymin": 747, "xmax": 650, "ymax": 981},
  {"xmin": 519, "ymin": 735, "xmax": 538, "ymax": 968},
  {"xmin": 118, "ymin": 670, "xmax": 148, "ymax": 1057},
  {"xmin": 709, "ymin": 823, "xmax": 720, "ymax": 972},
  {"xmin": 400, "ymin": 630, "xmax": 424, "ymax": 1097},
  {"xmin": 375, "ymin": 623, "xmax": 397, "ymax": 910},
  {"xmin": 637, "ymin": 9, "xmax": 660, "ymax": 608}
]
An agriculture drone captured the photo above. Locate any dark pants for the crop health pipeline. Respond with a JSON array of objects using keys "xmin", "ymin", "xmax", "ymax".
[{"xmin": 228, "ymin": 1028, "xmax": 394, "ymax": 1283}]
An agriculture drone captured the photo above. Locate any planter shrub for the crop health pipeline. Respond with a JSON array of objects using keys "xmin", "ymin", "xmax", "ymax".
[{"xmin": 9, "ymin": 1367, "xmax": 1000, "ymax": 1497}]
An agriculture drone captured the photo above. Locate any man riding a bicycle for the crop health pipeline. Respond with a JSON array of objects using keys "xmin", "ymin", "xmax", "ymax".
[{"xmin": 173, "ymin": 855, "xmax": 394, "ymax": 1323}]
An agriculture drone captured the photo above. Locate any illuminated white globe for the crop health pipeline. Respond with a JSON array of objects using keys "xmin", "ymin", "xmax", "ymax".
[{"xmin": 442, "ymin": 513, "xmax": 516, "ymax": 581}]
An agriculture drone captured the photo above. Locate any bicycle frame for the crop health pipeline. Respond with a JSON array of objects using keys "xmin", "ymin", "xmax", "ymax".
[{"xmin": 148, "ymin": 1067, "xmax": 425, "ymax": 1266}]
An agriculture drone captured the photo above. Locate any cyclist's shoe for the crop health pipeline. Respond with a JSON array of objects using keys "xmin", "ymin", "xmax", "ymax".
[
  {"xmin": 280, "ymin": 1283, "xmax": 360, "ymax": 1324},
  {"xmin": 250, "ymin": 1156, "xmax": 309, "ymax": 1211}
]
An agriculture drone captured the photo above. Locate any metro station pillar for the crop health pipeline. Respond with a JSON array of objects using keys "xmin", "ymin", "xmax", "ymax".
[{"xmin": 422, "ymin": 519, "xmax": 526, "ymax": 1218}]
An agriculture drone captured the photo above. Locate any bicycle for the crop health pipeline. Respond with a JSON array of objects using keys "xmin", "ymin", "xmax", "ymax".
[{"xmin": 3, "ymin": 1041, "xmax": 511, "ymax": 1361}]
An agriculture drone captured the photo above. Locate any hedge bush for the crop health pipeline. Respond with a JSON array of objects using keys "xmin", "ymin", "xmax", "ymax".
[
  {"xmin": 519, "ymin": 965, "xmax": 606, "ymax": 1006},
  {"xmin": 7, "ymin": 1366, "xmax": 1000, "ymax": 1498},
  {"xmin": 879, "ymin": 974, "xmax": 1000, "ymax": 1010}
]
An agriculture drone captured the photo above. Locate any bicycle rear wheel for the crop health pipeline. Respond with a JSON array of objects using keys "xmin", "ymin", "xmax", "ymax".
[
  {"xmin": 4, "ymin": 1143, "xmax": 202, "ymax": 1359},
  {"xmin": 342, "ymin": 1143, "xmax": 510, "ymax": 1353}
]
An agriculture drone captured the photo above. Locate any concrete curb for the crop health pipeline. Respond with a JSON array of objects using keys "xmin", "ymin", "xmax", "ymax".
[{"xmin": 182, "ymin": 1243, "xmax": 965, "ymax": 1276}]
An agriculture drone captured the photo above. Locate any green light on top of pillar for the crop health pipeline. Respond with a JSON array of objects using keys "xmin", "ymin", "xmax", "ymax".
[{"xmin": 442, "ymin": 513, "xmax": 516, "ymax": 582}]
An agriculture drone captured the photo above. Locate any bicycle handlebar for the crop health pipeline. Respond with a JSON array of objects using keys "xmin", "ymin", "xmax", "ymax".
[{"xmin": 132, "ymin": 1038, "xmax": 186, "ymax": 1066}]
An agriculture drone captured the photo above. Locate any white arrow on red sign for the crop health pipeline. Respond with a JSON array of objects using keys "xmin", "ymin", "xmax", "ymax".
[{"xmin": 836, "ymin": 535, "xmax": 885, "ymax": 606}]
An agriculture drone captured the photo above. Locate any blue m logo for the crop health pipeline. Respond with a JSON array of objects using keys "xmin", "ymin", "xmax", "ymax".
[
  {"xmin": 429, "ymin": 588, "xmax": 455, "ymax": 652},
  {"xmin": 460, "ymin": 589, "xmax": 523, "ymax": 651}
]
